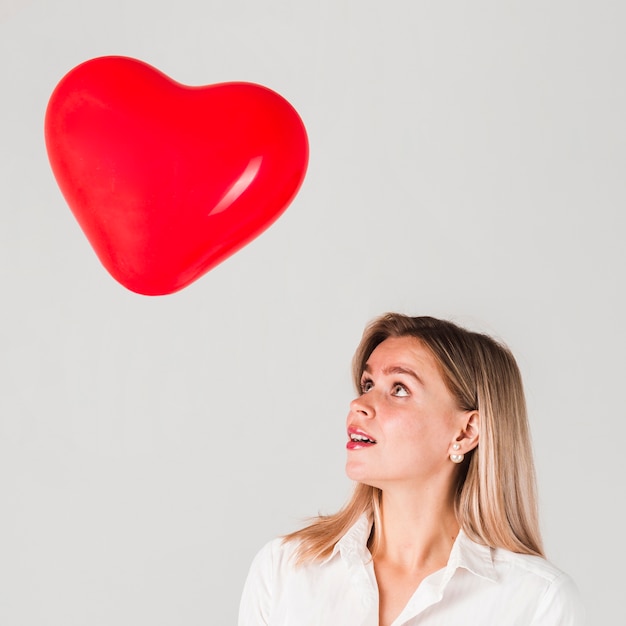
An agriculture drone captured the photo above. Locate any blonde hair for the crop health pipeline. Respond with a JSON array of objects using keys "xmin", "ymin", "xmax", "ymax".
[{"xmin": 284, "ymin": 313, "xmax": 545, "ymax": 561}]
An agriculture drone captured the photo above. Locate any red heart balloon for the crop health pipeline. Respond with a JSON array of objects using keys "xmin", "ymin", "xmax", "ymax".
[{"xmin": 44, "ymin": 56, "xmax": 309, "ymax": 295}]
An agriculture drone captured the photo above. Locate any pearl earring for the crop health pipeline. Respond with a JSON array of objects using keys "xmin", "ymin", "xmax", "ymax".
[{"xmin": 450, "ymin": 443, "xmax": 464, "ymax": 463}]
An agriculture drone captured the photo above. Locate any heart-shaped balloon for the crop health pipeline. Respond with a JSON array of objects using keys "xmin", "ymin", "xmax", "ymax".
[{"xmin": 44, "ymin": 56, "xmax": 309, "ymax": 295}]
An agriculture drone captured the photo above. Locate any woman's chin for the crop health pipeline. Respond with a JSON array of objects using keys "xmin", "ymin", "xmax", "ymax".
[{"xmin": 345, "ymin": 462, "xmax": 376, "ymax": 485}]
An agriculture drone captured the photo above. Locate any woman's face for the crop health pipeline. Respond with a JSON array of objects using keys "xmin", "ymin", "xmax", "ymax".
[{"xmin": 345, "ymin": 335, "xmax": 474, "ymax": 490}]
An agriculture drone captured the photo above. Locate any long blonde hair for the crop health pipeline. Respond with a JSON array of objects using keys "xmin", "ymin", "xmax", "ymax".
[{"xmin": 284, "ymin": 313, "xmax": 545, "ymax": 561}]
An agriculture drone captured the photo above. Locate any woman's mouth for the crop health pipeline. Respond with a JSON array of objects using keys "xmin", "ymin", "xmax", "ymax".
[{"xmin": 347, "ymin": 427, "xmax": 377, "ymax": 449}]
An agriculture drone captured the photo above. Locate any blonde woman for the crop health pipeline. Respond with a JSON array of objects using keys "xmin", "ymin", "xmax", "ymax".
[{"xmin": 239, "ymin": 313, "xmax": 585, "ymax": 625}]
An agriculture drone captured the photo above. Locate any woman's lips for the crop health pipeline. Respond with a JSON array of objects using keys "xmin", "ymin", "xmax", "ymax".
[{"xmin": 347, "ymin": 426, "xmax": 377, "ymax": 450}]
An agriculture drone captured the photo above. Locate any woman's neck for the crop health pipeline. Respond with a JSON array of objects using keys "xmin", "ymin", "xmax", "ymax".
[{"xmin": 375, "ymin": 485, "xmax": 459, "ymax": 570}]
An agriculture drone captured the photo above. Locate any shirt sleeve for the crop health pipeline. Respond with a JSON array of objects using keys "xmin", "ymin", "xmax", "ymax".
[
  {"xmin": 238, "ymin": 540, "xmax": 278, "ymax": 626},
  {"xmin": 530, "ymin": 571, "xmax": 586, "ymax": 625}
]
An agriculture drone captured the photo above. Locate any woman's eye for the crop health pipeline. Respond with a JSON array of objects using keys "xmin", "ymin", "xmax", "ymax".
[
  {"xmin": 392, "ymin": 383, "xmax": 409, "ymax": 397},
  {"xmin": 361, "ymin": 380, "xmax": 373, "ymax": 393}
]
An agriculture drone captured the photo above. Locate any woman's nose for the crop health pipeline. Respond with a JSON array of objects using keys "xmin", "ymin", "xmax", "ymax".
[{"xmin": 350, "ymin": 394, "xmax": 375, "ymax": 418}]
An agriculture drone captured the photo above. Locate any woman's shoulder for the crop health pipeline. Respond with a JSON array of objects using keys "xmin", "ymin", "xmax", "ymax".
[
  {"xmin": 457, "ymin": 532, "xmax": 581, "ymax": 597},
  {"xmin": 238, "ymin": 537, "xmax": 302, "ymax": 626},
  {"xmin": 491, "ymin": 547, "xmax": 585, "ymax": 622},
  {"xmin": 255, "ymin": 535, "xmax": 301, "ymax": 560},
  {"xmin": 492, "ymin": 546, "xmax": 574, "ymax": 585},
  {"xmin": 245, "ymin": 535, "xmax": 302, "ymax": 580}
]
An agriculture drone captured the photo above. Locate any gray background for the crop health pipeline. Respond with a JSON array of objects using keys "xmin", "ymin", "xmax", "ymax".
[{"xmin": 1, "ymin": 0, "xmax": 623, "ymax": 623}]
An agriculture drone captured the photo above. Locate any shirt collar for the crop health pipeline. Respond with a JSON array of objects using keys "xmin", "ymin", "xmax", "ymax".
[
  {"xmin": 324, "ymin": 514, "xmax": 498, "ymax": 583},
  {"xmin": 446, "ymin": 529, "xmax": 498, "ymax": 583},
  {"xmin": 323, "ymin": 513, "xmax": 372, "ymax": 566}
]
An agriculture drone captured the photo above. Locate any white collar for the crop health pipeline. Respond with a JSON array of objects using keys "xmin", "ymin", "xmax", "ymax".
[{"xmin": 325, "ymin": 513, "xmax": 498, "ymax": 584}]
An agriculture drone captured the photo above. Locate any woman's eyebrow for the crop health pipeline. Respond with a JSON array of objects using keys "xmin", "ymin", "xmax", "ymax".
[
  {"xmin": 383, "ymin": 365, "xmax": 423, "ymax": 384},
  {"xmin": 362, "ymin": 363, "xmax": 424, "ymax": 385}
]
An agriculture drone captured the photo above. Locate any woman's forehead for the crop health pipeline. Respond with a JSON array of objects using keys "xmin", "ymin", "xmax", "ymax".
[{"xmin": 364, "ymin": 336, "xmax": 438, "ymax": 373}]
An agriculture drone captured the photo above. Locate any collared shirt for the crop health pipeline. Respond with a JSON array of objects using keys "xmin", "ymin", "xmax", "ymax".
[{"xmin": 238, "ymin": 515, "xmax": 585, "ymax": 625}]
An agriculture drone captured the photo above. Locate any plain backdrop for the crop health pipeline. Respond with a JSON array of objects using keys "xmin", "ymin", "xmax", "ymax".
[{"xmin": 1, "ymin": 0, "xmax": 624, "ymax": 623}]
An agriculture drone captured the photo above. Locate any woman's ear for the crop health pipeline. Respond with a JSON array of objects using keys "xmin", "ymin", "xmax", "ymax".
[{"xmin": 456, "ymin": 411, "xmax": 480, "ymax": 453}]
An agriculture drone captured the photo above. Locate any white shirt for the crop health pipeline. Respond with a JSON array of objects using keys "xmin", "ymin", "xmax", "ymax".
[{"xmin": 239, "ymin": 514, "xmax": 585, "ymax": 625}]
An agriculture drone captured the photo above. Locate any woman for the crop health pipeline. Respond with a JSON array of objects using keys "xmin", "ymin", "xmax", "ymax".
[{"xmin": 239, "ymin": 313, "xmax": 585, "ymax": 625}]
